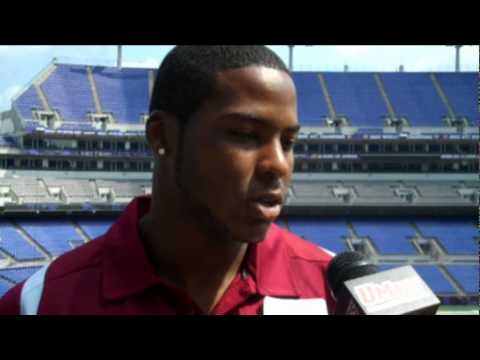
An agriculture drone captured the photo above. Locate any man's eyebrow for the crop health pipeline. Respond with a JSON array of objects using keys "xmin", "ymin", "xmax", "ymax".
[{"xmin": 222, "ymin": 112, "xmax": 300, "ymax": 133}]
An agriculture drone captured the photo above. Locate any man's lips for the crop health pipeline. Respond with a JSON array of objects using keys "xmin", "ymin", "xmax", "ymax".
[{"xmin": 247, "ymin": 192, "xmax": 284, "ymax": 222}]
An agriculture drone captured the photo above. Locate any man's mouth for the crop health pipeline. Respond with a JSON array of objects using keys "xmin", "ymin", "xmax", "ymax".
[{"xmin": 247, "ymin": 193, "xmax": 283, "ymax": 222}]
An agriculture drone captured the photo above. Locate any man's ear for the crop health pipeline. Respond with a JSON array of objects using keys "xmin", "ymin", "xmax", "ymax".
[{"xmin": 146, "ymin": 111, "xmax": 175, "ymax": 157}]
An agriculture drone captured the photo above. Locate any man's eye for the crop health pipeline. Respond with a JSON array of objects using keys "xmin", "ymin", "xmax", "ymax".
[
  {"xmin": 282, "ymin": 138, "xmax": 296, "ymax": 151},
  {"xmin": 229, "ymin": 131, "xmax": 258, "ymax": 142}
]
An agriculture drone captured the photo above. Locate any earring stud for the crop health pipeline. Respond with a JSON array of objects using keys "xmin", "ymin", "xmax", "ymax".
[{"xmin": 158, "ymin": 148, "xmax": 165, "ymax": 156}]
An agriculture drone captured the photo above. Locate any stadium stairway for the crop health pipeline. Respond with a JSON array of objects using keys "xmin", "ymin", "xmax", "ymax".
[
  {"xmin": 430, "ymin": 73, "xmax": 456, "ymax": 121},
  {"xmin": 317, "ymin": 73, "xmax": 336, "ymax": 119},
  {"xmin": 148, "ymin": 70, "xmax": 155, "ymax": 103},
  {"xmin": 437, "ymin": 264, "xmax": 467, "ymax": 297},
  {"xmin": 11, "ymin": 222, "xmax": 52, "ymax": 260},
  {"xmin": 34, "ymin": 84, "xmax": 51, "ymax": 113},
  {"xmin": 33, "ymin": 63, "xmax": 57, "ymax": 113},
  {"xmin": 0, "ymin": 247, "xmax": 15, "ymax": 265},
  {"xmin": 86, "ymin": 66, "xmax": 103, "ymax": 114},
  {"xmin": 373, "ymin": 73, "xmax": 397, "ymax": 121},
  {"xmin": 72, "ymin": 221, "xmax": 93, "ymax": 243}
]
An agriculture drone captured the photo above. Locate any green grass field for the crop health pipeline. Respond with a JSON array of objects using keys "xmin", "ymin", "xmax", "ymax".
[{"xmin": 435, "ymin": 305, "xmax": 479, "ymax": 315}]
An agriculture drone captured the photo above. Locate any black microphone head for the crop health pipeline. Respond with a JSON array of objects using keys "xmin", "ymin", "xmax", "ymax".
[{"xmin": 327, "ymin": 251, "xmax": 378, "ymax": 299}]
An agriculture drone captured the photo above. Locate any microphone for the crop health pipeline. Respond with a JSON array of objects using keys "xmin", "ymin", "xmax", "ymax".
[{"xmin": 327, "ymin": 252, "xmax": 441, "ymax": 315}]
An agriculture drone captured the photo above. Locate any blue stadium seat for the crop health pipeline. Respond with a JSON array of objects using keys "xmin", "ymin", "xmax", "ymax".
[
  {"xmin": 13, "ymin": 85, "xmax": 43, "ymax": 120},
  {"xmin": 41, "ymin": 64, "xmax": 96, "ymax": 121},
  {"xmin": 0, "ymin": 221, "xmax": 45, "ymax": 261},
  {"xmin": 291, "ymin": 73, "xmax": 329, "ymax": 125},
  {"xmin": 0, "ymin": 279, "xmax": 12, "ymax": 297},
  {"xmin": 352, "ymin": 220, "xmax": 418, "ymax": 255},
  {"xmin": 0, "ymin": 266, "xmax": 41, "ymax": 284},
  {"xmin": 415, "ymin": 219, "xmax": 477, "ymax": 255},
  {"xmin": 323, "ymin": 73, "xmax": 388, "ymax": 126},
  {"xmin": 76, "ymin": 219, "xmax": 114, "ymax": 240},
  {"xmin": 445, "ymin": 265, "xmax": 479, "ymax": 294},
  {"xmin": 17, "ymin": 220, "xmax": 82, "ymax": 257},
  {"xmin": 435, "ymin": 73, "xmax": 477, "ymax": 123},
  {"xmin": 92, "ymin": 67, "xmax": 149, "ymax": 124},
  {"xmin": 380, "ymin": 73, "xmax": 447, "ymax": 126},
  {"xmin": 287, "ymin": 218, "xmax": 349, "ymax": 254},
  {"xmin": 413, "ymin": 265, "xmax": 457, "ymax": 295}
]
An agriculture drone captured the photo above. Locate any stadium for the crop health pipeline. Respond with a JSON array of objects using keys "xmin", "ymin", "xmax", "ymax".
[{"xmin": 0, "ymin": 47, "xmax": 478, "ymax": 314}]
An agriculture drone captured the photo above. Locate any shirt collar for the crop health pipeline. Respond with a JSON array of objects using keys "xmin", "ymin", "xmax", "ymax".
[
  {"xmin": 102, "ymin": 196, "xmax": 299, "ymax": 301},
  {"xmin": 102, "ymin": 196, "xmax": 162, "ymax": 301},
  {"xmin": 249, "ymin": 223, "xmax": 300, "ymax": 298}
]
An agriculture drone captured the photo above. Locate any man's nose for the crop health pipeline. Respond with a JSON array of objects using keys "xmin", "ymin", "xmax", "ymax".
[{"xmin": 256, "ymin": 138, "xmax": 291, "ymax": 180}]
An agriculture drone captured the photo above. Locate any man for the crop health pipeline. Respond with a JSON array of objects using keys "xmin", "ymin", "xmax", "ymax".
[{"xmin": 0, "ymin": 46, "xmax": 335, "ymax": 315}]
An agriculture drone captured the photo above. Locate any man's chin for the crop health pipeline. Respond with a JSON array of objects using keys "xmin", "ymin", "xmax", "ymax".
[{"xmin": 233, "ymin": 220, "xmax": 273, "ymax": 244}]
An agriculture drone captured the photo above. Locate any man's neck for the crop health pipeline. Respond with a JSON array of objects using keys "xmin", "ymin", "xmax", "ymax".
[{"xmin": 138, "ymin": 207, "xmax": 249, "ymax": 313}]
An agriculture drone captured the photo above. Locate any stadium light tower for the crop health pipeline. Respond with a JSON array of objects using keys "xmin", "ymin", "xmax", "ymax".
[
  {"xmin": 447, "ymin": 45, "xmax": 463, "ymax": 72},
  {"xmin": 117, "ymin": 45, "xmax": 122, "ymax": 69},
  {"xmin": 288, "ymin": 45, "xmax": 313, "ymax": 71},
  {"xmin": 288, "ymin": 45, "xmax": 294, "ymax": 71}
]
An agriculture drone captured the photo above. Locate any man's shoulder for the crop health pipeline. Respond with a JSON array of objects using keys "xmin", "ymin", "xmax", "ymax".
[
  {"xmin": 0, "ymin": 234, "xmax": 108, "ymax": 314},
  {"xmin": 46, "ymin": 234, "xmax": 107, "ymax": 283}
]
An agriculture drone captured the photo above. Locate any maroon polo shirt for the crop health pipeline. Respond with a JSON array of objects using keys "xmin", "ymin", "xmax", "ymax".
[{"xmin": 0, "ymin": 196, "xmax": 335, "ymax": 315}]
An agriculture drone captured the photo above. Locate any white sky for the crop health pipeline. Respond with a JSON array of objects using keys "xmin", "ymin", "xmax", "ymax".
[{"xmin": 0, "ymin": 45, "xmax": 478, "ymax": 112}]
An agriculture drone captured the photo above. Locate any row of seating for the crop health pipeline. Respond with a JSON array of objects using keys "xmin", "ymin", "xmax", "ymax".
[
  {"xmin": 1, "ymin": 215, "xmax": 477, "ymax": 259},
  {"xmin": 0, "ymin": 219, "xmax": 115, "ymax": 261},
  {"xmin": 0, "ymin": 217, "xmax": 477, "ymax": 298},
  {"xmin": 0, "ymin": 178, "xmax": 152, "ymax": 200},
  {"xmin": 13, "ymin": 64, "xmax": 476, "ymax": 127},
  {"xmin": 286, "ymin": 218, "xmax": 478, "ymax": 256},
  {"xmin": 93, "ymin": 67, "xmax": 150, "ymax": 124}
]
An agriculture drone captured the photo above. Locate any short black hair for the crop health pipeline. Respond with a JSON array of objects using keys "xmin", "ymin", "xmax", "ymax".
[{"xmin": 149, "ymin": 46, "xmax": 289, "ymax": 121}]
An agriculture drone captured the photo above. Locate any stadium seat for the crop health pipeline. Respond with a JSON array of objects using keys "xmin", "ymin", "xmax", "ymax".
[
  {"xmin": 380, "ymin": 73, "xmax": 446, "ymax": 126},
  {"xmin": 413, "ymin": 265, "xmax": 457, "ymax": 295},
  {"xmin": 76, "ymin": 219, "xmax": 115, "ymax": 240},
  {"xmin": 0, "ymin": 221, "xmax": 45, "ymax": 261},
  {"xmin": 291, "ymin": 73, "xmax": 329, "ymax": 126},
  {"xmin": 0, "ymin": 279, "xmax": 12, "ymax": 297},
  {"xmin": 92, "ymin": 67, "xmax": 149, "ymax": 124},
  {"xmin": 323, "ymin": 73, "xmax": 388, "ymax": 126},
  {"xmin": 97, "ymin": 180, "xmax": 145, "ymax": 198},
  {"xmin": 415, "ymin": 219, "xmax": 477, "ymax": 255},
  {"xmin": 17, "ymin": 220, "xmax": 83, "ymax": 257},
  {"xmin": 352, "ymin": 220, "xmax": 418, "ymax": 255},
  {"xmin": 13, "ymin": 85, "xmax": 42, "ymax": 120},
  {"xmin": 41, "ymin": 64, "xmax": 96, "ymax": 121},
  {"xmin": 0, "ymin": 266, "xmax": 41, "ymax": 284},
  {"xmin": 445, "ymin": 265, "xmax": 479, "ymax": 294},
  {"xmin": 435, "ymin": 73, "xmax": 477, "ymax": 123},
  {"xmin": 288, "ymin": 218, "xmax": 349, "ymax": 254}
]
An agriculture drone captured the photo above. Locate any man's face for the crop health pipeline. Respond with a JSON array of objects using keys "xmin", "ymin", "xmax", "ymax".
[{"xmin": 177, "ymin": 66, "xmax": 298, "ymax": 244}]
